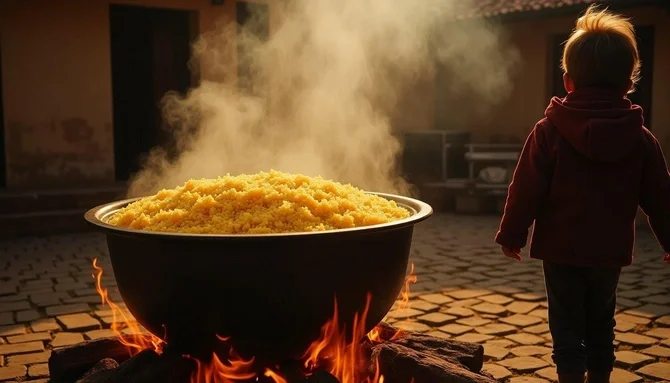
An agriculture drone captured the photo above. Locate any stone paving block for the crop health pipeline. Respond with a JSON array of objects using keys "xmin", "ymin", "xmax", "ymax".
[
  {"xmin": 513, "ymin": 293, "xmax": 545, "ymax": 301},
  {"xmin": 386, "ymin": 308, "xmax": 423, "ymax": 320},
  {"xmin": 528, "ymin": 309, "xmax": 548, "ymax": 320},
  {"xmin": 510, "ymin": 345, "xmax": 552, "ymax": 357},
  {"xmin": 478, "ymin": 294, "xmax": 514, "ymax": 305},
  {"xmin": 28, "ymin": 363, "xmax": 49, "ymax": 378},
  {"xmin": 0, "ymin": 312, "xmax": 12, "ymax": 326},
  {"xmin": 394, "ymin": 321, "xmax": 431, "ymax": 333},
  {"xmin": 506, "ymin": 333, "xmax": 546, "ymax": 345},
  {"xmin": 456, "ymin": 316, "xmax": 491, "ymax": 327},
  {"xmin": 454, "ymin": 333, "xmax": 493, "ymax": 343},
  {"xmin": 489, "ymin": 285, "xmax": 523, "ymax": 294},
  {"xmin": 416, "ymin": 312, "xmax": 455, "ymax": 326},
  {"xmin": 645, "ymin": 327, "xmax": 670, "ymax": 339},
  {"xmin": 7, "ymin": 333, "xmax": 51, "ymax": 344},
  {"xmin": 615, "ymin": 350, "xmax": 654, "ymax": 367},
  {"xmin": 63, "ymin": 295, "xmax": 105, "ymax": 305},
  {"xmin": 616, "ymin": 313, "xmax": 652, "ymax": 325},
  {"xmin": 45, "ymin": 303, "xmax": 90, "ymax": 317},
  {"xmin": 616, "ymin": 332, "xmax": 658, "ymax": 346},
  {"xmin": 6, "ymin": 351, "xmax": 51, "ymax": 366},
  {"xmin": 485, "ymin": 339, "xmax": 517, "ymax": 349},
  {"xmin": 0, "ymin": 300, "xmax": 30, "ymax": 313},
  {"xmin": 423, "ymin": 330, "xmax": 451, "ymax": 339},
  {"xmin": 30, "ymin": 318, "xmax": 61, "ymax": 333},
  {"xmin": 99, "ymin": 316, "xmax": 117, "ymax": 326},
  {"xmin": 471, "ymin": 302, "xmax": 507, "ymax": 315},
  {"xmin": 619, "ymin": 289, "xmax": 650, "ymax": 299},
  {"xmin": 50, "ymin": 332, "xmax": 85, "ymax": 348},
  {"xmin": 56, "ymin": 313, "xmax": 100, "ymax": 331},
  {"xmin": 0, "ymin": 341, "xmax": 44, "ymax": 356},
  {"xmin": 640, "ymin": 345, "xmax": 670, "ymax": 358},
  {"xmin": 482, "ymin": 363, "xmax": 512, "ymax": 380},
  {"xmin": 509, "ymin": 376, "xmax": 551, "ymax": 383},
  {"xmin": 417, "ymin": 293, "xmax": 453, "ymax": 305},
  {"xmin": 637, "ymin": 362, "xmax": 670, "ymax": 380},
  {"xmin": 0, "ymin": 324, "xmax": 27, "ymax": 337},
  {"xmin": 498, "ymin": 356, "xmax": 549, "ymax": 372},
  {"xmin": 437, "ymin": 323, "xmax": 472, "ymax": 335},
  {"xmin": 624, "ymin": 304, "xmax": 670, "ymax": 319},
  {"xmin": 525, "ymin": 323, "xmax": 550, "ymax": 334},
  {"xmin": 501, "ymin": 314, "xmax": 543, "ymax": 327},
  {"xmin": 484, "ymin": 343, "xmax": 509, "ymax": 359},
  {"xmin": 16, "ymin": 309, "xmax": 40, "ymax": 323},
  {"xmin": 54, "ymin": 282, "xmax": 90, "ymax": 292},
  {"xmin": 30, "ymin": 291, "xmax": 66, "ymax": 305},
  {"xmin": 535, "ymin": 366, "xmax": 558, "ymax": 382},
  {"xmin": 477, "ymin": 323, "xmax": 517, "ymax": 336},
  {"xmin": 408, "ymin": 300, "xmax": 438, "ymax": 312},
  {"xmin": 441, "ymin": 306, "xmax": 474, "ymax": 317},
  {"xmin": 609, "ymin": 368, "xmax": 643, "ymax": 383},
  {"xmin": 617, "ymin": 297, "xmax": 642, "ymax": 308},
  {"xmin": 445, "ymin": 289, "xmax": 491, "ymax": 300},
  {"xmin": 656, "ymin": 315, "xmax": 670, "ymax": 326},
  {"xmin": 615, "ymin": 321, "xmax": 637, "ymax": 332},
  {"xmin": 0, "ymin": 365, "xmax": 27, "ymax": 381},
  {"xmin": 447, "ymin": 298, "xmax": 483, "ymax": 308},
  {"xmin": 506, "ymin": 301, "xmax": 540, "ymax": 314}
]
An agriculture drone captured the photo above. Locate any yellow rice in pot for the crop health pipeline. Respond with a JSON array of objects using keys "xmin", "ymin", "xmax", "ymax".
[{"xmin": 108, "ymin": 170, "xmax": 410, "ymax": 234}]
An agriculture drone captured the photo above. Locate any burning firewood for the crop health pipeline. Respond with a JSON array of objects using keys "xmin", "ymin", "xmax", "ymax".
[
  {"xmin": 49, "ymin": 324, "xmax": 494, "ymax": 383},
  {"xmin": 49, "ymin": 336, "xmax": 136, "ymax": 382}
]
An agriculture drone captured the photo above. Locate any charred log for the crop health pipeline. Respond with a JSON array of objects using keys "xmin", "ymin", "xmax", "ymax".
[
  {"xmin": 49, "ymin": 323, "xmax": 491, "ymax": 383},
  {"xmin": 48, "ymin": 336, "xmax": 135, "ymax": 382},
  {"xmin": 368, "ymin": 327, "xmax": 496, "ymax": 383}
]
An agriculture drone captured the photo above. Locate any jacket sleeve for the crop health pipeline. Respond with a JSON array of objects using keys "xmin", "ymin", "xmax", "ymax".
[
  {"xmin": 639, "ymin": 130, "xmax": 670, "ymax": 254},
  {"xmin": 495, "ymin": 123, "xmax": 552, "ymax": 249}
]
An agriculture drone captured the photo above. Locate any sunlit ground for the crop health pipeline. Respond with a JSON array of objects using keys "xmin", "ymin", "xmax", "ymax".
[{"xmin": 0, "ymin": 214, "xmax": 668, "ymax": 382}]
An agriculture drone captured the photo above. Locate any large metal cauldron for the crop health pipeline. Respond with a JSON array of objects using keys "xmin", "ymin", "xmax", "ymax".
[{"xmin": 84, "ymin": 192, "xmax": 432, "ymax": 363}]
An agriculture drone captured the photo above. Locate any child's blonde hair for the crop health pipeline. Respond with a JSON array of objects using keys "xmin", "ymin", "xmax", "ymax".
[{"xmin": 562, "ymin": 4, "xmax": 640, "ymax": 93}]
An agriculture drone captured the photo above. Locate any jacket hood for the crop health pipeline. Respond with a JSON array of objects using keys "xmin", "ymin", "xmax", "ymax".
[{"xmin": 545, "ymin": 88, "xmax": 644, "ymax": 162}]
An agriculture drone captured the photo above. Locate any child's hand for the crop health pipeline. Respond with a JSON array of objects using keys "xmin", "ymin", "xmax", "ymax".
[
  {"xmin": 502, "ymin": 246, "xmax": 522, "ymax": 262},
  {"xmin": 664, "ymin": 253, "xmax": 670, "ymax": 264}
]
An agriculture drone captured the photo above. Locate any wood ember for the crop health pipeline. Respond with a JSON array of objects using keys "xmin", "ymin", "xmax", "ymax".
[
  {"xmin": 49, "ymin": 324, "xmax": 491, "ymax": 383},
  {"xmin": 368, "ymin": 324, "xmax": 496, "ymax": 383},
  {"xmin": 77, "ymin": 359, "xmax": 119, "ymax": 382},
  {"xmin": 49, "ymin": 336, "xmax": 135, "ymax": 382}
]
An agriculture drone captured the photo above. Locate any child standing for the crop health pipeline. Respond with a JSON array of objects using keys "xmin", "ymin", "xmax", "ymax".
[{"xmin": 495, "ymin": 5, "xmax": 670, "ymax": 383}]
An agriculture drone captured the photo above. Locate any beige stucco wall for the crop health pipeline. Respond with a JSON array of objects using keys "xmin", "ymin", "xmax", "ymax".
[
  {"xmin": 443, "ymin": 6, "xmax": 670, "ymax": 152},
  {"xmin": 1, "ymin": 3, "xmax": 667, "ymax": 189},
  {"xmin": 0, "ymin": 0, "xmax": 237, "ymax": 189}
]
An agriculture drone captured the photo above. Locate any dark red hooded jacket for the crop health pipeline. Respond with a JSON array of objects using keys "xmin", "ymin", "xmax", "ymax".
[{"xmin": 495, "ymin": 88, "xmax": 670, "ymax": 268}]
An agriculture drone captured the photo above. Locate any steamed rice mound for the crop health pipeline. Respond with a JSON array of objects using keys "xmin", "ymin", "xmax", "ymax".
[{"xmin": 108, "ymin": 170, "xmax": 410, "ymax": 234}]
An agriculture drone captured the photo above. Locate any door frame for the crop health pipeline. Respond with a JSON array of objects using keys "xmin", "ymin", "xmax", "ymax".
[{"xmin": 0, "ymin": 43, "xmax": 5, "ymax": 188}]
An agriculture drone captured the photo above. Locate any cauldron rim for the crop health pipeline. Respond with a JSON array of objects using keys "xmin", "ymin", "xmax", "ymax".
[{"xmin": 84, "ymin": 192, "xmax": 433, "ymax": 240}]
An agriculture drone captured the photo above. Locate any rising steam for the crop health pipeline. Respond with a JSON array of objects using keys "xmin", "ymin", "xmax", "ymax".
[{"xmin": 127, "ymin": 0, "xmax": 519, "ymax": 198}]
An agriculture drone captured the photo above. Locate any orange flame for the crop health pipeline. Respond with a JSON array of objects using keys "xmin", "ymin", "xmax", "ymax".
[
  {"xmin": 92, "ymin": 258, "xmax": 165, "ymax": 355},
  {"xmin": 302, "ymin": 293, "xmax": 381, "ymax": 383},
  {"xmin": 396, "ymin": 263, "xmax": 417, "ymax": 312},
  {"xmin": 264, "ymin": 368, "xmax": 288, "ymax": 383},
  {"xmin": 92, "ymin": 259, "xmax": 418, "ymax": 383},
  {"xmin": 188, "ymin": 348, "xmax": 257, "ymax": 383}
]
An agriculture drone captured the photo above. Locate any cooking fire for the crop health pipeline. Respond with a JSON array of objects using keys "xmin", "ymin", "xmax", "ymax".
[{"xmin": 46, "ymin": 260, "xmax": 496, "ymax": 383}]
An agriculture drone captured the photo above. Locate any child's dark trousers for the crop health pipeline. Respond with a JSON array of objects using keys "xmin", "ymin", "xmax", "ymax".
[{"xmin": 542, "ymin": 261, "xmax": 622, "ymax": 374}]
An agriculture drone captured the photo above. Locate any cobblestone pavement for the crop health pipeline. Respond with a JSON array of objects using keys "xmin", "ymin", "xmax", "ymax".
[{"xmin": 0, "ymin": 214, "xmax": 669, "ymax": 382}]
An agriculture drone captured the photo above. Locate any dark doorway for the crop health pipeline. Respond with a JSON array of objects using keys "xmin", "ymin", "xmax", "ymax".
[
  {"xmin": 0, "ymin": 44, "xmax": 5, "ymax": 188},
  {"xmin": 236, "ymin": 1, "xmax": 270, "ymax": 93},
  {"xmin": 549, "ymin": 26, "xmax": 655, "ymax": 129},
  {"xmin": 109, "ymin": 5, "xmax": 194, "ymax": 181}
]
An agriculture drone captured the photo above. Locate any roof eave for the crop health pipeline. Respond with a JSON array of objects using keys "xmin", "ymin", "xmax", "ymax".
[{"xmin": 471, "ymin": 0, "xmax": 668, "ymax": 24}]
